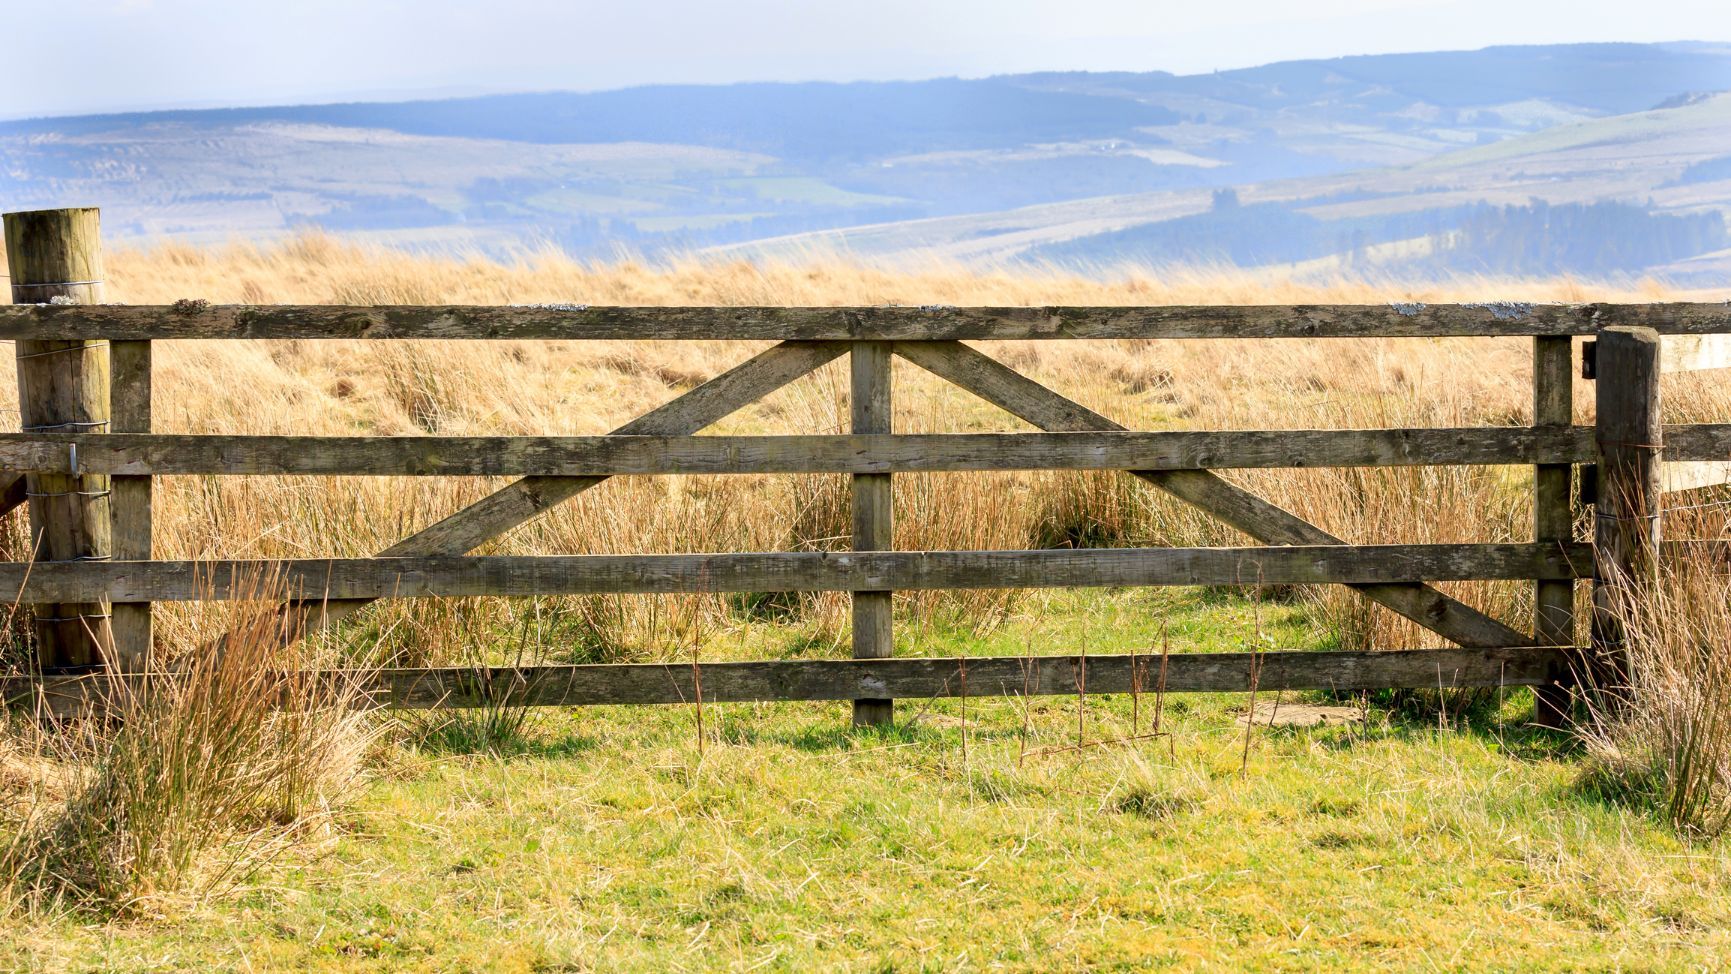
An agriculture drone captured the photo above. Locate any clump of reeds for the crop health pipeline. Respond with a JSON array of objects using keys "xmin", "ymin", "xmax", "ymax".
[
  {"xmin": 1, "ymin": 570, "xmax": 378, "ymax": 914},
  {"xmin": 1579, "ymin": 507, "xmax": 1731, "ymax": 839}
]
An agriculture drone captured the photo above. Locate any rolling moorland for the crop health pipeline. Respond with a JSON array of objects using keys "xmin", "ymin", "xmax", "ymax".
[
  {"xmin": 2, "ymin": 239, "xmax": 1731, "ymax": 969},
  {"xmin": 5, "ymin": 43, "xmax": 1731, "ymax": 278}
]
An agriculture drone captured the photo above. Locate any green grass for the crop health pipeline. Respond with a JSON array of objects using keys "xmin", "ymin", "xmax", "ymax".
[
  {"xmin": 1410, "ymin": 91, "xmax": 1731, "ymax": 172},
  {"xmin": 7, "ymin": 590, "xmax": 1730, "ymax": 972},
  {"xmin": 707, "ymin": 587, "xmax": 1323, "ymax": 667}
]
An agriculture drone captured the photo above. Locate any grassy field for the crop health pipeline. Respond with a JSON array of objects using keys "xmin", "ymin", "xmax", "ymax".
[
  {"xmin": 3, "ymin": 239, "xmax": 1730, "ymax": 970},
  {"xmin": 10, "ymin": 591, "xmax": 1731, "ymax": 968},
  {"xmin": 7, "ymin": 592, "xmax": 1731, "ymax": 971}
]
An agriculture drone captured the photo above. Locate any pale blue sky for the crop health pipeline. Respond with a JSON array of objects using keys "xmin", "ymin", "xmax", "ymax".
[{"xmin": 5, "ymin": 0, "xmax": 1731, "ymax": 118}]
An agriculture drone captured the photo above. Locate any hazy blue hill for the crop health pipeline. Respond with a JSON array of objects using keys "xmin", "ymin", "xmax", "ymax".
[
  {"xmin": 1164, "ymin": 43, "xmax": 1731, "ymax": 113},
  {"xmin": 331, "ymin": 81, "xmax": 1181, "ymax": 159},
  {"xmin": 0, "ymin": 80, "xmax": 1179, "ymax": 161},
  {"xmin": 11, "ymin": 43, "xmax": 1731, "ymax": 156},
  {"xmin": 3, "ymin": 42, "xmax": 1728, "ymax": 274},
  {"xmin": 735, "ymin": 90, "xmax": 1731, "ymax": 278}
]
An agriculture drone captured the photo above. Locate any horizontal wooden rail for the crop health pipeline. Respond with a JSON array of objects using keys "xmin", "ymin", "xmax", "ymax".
[
  {"xmin": 1663, "ymin": 461, "xmax": 1731, "ymax": 493},
  {"xmin": 0, "ymin": 427, "xmax": 1596, "ymax": 475},
  {"xmin": 2, "ymin": 303, "xmax": 1728, "ymax": 341},
  {"xmin": 1662, "ymin": 333, "xmax": 1731, "ymax": 373},
  {"xmin": 4, "ymin": 425, "xmax": 1727, "ymax": 476},
  {"xmin": 0, "ymin": 543, "xmax": 1595, "ymax": 603},
  {"xmin": 2, "ymin": 647, "xmax": 1576, "ymax": 711}
]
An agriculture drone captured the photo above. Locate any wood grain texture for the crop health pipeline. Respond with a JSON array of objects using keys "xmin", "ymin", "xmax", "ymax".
[
  {"xmin": 1664, "ymin": 424, "xmax": 1731, "ymax": 460},
  {"xmin": 1593, "ymin": 326, "xmax": 1663, "ymax": 684},
  {"xmin": 2, "ymin": 426, "xmax": 1659, "ymax": 476},
  {"xmin": 1532, "ymin": 336, "xmax": 1576, "ymax": 726},
  {"xmin": 0, "ymin": 648, "xmax": 1578, "ymax": 714},
  {"xmin": 893, "ymin": 340, "xmax": 1536, "ymax": 649},
  {"xmin": 851, "ymin": 342, "xmax": 894, "ymax": 725},
  {"xmin": 0, "ymin": 543, "xmax": 1595, "ymax": 604},
  {"xmin": 5, "ymin": 207, "xmax": 113, "ymax": 667},
  {"xmin": 109, "ymin": 339, "xmax": 152, "ymax": 671},
  {"xmin": 3, "ymin": 303, "xmax": 1729, "ymax": 341}
]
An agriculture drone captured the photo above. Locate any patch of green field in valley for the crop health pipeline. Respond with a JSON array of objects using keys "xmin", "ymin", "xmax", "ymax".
[
  {"xmin": 717, "ymin": 176, "xmax": 910, "ymax": 208},
  {"xmin": 8, "ymin": 589, "xmax": 1730, "ymax": 972}
]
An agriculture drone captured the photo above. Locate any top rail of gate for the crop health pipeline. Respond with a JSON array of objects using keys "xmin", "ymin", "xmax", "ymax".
[{"xmin": 3, "ymin": 301, "xmax": 1731, "ymax": 341}]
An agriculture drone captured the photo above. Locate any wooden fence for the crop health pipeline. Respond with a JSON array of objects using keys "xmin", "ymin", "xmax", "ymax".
[{"xmin": 3, "ymin": 207, "xmax": 1729, "ymax": 726}]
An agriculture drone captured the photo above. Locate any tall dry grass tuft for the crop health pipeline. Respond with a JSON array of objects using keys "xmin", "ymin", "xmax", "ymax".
[
  {"xmin": 1580, "ymin": 553, "xmax": 1731, "ymax": 838},
  {"xmin": 1, "ymin": 570, "xmax": 377, "ymax": 914},
  {"xmin": 1580, "ymin": 500, "xmax": 1731, "ymax": 839}
]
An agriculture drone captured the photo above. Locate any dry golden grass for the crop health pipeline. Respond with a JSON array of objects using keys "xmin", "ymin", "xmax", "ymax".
[
  {"xmin": 1581, "ymin": 499, "xmax": 1731, "ymax": 839},
  {"xmin": 2, "ymin": 234, "xmax": 1727, "ymax": 663}
]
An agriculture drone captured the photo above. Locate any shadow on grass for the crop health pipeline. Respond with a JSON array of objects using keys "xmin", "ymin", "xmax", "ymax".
[
  {"xmin": 397, "ymin": 710, "xmax": 601, "ymax": 759},
  {"xmin": 1300, "ymin": 706, "xmax": 1580, "ymax": 761},
  {"xmin": 1563, "ymin": 760, "xmax": 1705, "ymax": 838},
  {"xmin": 711, "ymin": 712, "xmax": 1035, "ymax": 752}
]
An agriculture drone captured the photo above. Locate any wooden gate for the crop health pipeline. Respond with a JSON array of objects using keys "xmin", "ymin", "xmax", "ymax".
[{"xmin": 3, "ymin": 208, "xmax": 1728, "ymax": 725}]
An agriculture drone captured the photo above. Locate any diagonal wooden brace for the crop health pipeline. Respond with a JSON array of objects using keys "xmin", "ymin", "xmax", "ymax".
[
  {"xmin": 892, "ymin": 340, "xmax": 1531, "ymax": 649},
  {"xmin": 274, "ymin": 341, "xmax": 849, "ymax": 643}
]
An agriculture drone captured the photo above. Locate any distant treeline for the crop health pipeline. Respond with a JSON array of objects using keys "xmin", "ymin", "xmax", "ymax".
[
  {"xmin": 1025, "ymin": 190, "xmax": 1466, "ymax": 268},
  {"xmin": 1433, "ymin": 200, "xmax": 1727, "ymax": 275}
]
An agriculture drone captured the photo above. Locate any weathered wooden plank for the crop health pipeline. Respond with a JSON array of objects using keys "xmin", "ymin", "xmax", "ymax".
[
  {"xmin": 109, "ymin": 338, "xmax": 152, "ymax": 671},
  {"xmin": 0, "ymin": 543, "xmax": 1595, "ymax": 604},
  {"xmin": 1661, "ymin": 333, "xmax": 1731, "ymax": 373},
  {"xmin": 0, "ymin": 648, "xmax": 1578, "ymax": 713},
  {"xmin": 1665, "ymin": 424, "xmax": 1731, "ymax": 461},
  {"xmin": 0, "ymin": 427, "xmax": 1630, "ymax": 475},
  {"xmin": 1661, "ymin": 460, "xmax": 1731, "ymax": 493},
  {"xmin": 851, "ymin": 342, "xmax": 895, "ymax": 726},
  {"xmin": 3, "ymin": 302, "xmax": 1729, "ymax": 341},
  {"xmin": 893, "ymin": 340, "xmax": 1537, "ymax": 649},
  {"xmin": 1593, "ymin": 327, "xmax": 1663, "ymax": 688},
  {"xmin": 1532, "ymin": 335, "xmax": 1576, "ymax": 726}
]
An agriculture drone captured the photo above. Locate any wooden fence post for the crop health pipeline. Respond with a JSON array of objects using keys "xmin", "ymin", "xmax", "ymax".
[
  {"xmin": 851, "ymin": 342, "xmax": 894, "ymax": 726},
  {"xmin": 1531, "ymin": 336, "xmax": 1576, "ymax": 726},
  {"xmin": 1591, "ymin": 325, "xmax": 1662, "ymax": 694},
  {"xmin": 4, "ymin": 207, "xmax": 114, "ymax": 669}
]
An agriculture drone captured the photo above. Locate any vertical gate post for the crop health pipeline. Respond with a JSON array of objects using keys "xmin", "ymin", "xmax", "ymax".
[
  {"xmin": 851, "ymin": 342, "xmax": 894, "ymax": 726},
  {"xmin": 1591, "ymin": 325, "xmax": 1662, "ymax": 695},
  {"xmin": 1532, "ymin": 336, "xmax": 1576, "ymax": 726},
  {"xmin": 4, "ymin": 207, "xmax": 114, "ymax": 668}
]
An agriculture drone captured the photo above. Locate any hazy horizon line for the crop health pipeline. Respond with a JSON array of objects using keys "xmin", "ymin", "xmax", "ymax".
[{"xmin": 6, "ymin": 37, "xmax": 1719, "ymax": 126}]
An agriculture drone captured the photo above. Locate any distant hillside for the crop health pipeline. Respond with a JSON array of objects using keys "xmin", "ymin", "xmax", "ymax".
[
  {"xmin": 2, "ymin": 42, "xmax": 1729, "ymax": 277},
  {"xmin": 1, "ymin": 79, "xmax": 1181, "ymax": 161},
  {"xmin": 733, "ymin": 89, "xmax": 1731, "ymax": 282}
]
